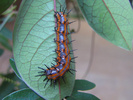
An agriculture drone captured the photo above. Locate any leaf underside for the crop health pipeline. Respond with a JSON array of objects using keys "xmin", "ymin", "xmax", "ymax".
[
  {"xmin": 13, "ymin": 0, "xmax": 75, "ymax": 100},
  {"xmin": 77, "ymin": 0, "xmax": 133, "ymax": 50}
]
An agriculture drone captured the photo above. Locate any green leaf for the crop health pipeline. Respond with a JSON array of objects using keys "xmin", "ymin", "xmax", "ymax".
[
  {"xmin": 0, "ymin": 0, "xmax": 14, "ymax": 15},
  {"xmin": 2, "ymin": 88, "xmax": 43, "ymax": 100},
  {"xmin": 0, "ymin": 34, "xmax": 12, "ymax": 51},
  {"xmin": 77, "ymin": 0, "xmax": 133, "ymax": 50},
  {"xmin": 13, "ymin": 0, "xmax": 75, "ymax": 100},
  {"xmin": 73, "ymin": 80, "xmax": 95, "ymax": 92},
  {"xmin": 66, "ymin": 80, "xmax": 99, "ymax": 100},
  {"xmin": 2, "ymin": 5, "xmax": 16, "ymax": 15},
  {"xmin": 0, "ymin": 73, "xmax": 28, "ymax": 100},
  {"xmin": 67, "ymin": 92, "xmax": 100, "ymax": 100},
  {"xmin": 0, "ymin": 48, "xmax": 4, "ymax": 56},
  {"xmin": 10, "ymin": 58, "xmax": 21, "ymax": 79},
  {"xmin": 0, "ymin": 26, "xmax": 12, "ymax": 40}
]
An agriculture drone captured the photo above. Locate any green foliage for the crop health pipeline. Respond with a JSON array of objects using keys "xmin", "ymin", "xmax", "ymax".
[
  {"xmin": 0, "ymin": 1, "xmax": 14, "ymax": 52},
  {"xmin": 10, "ymin": 58, "xmax": 21, "ymax": 79},
  {"xmin": 2, "ymin": 0, "xmax": 133, "ymax": 100},
  {"xmin": 2, "ymin": 88, "xmax": 43, "ymax": 100},
  {"xmin": 2, "ymin": 5, "xmax": 16, "ymax": 15},
  {"xmin": 0, "ymin": 26, "xmax": 12, "ymax": 52},
  {"xmin": 2, "ymin": 79, "xmax": 98, "ymax": 100},
  {"xmin": 13, "ymin": 0, "xmax": 75, "ymax": 99},
  {"xmin": 73, "ymin": 80, "xmax": 96, "ymax": 92},
  {"xmin": 0, "ymin": 27, "xmax": 12, "ymax": 40},
  {"xmin": 0, "ymin": 34, "xmax": 12, "ymax": 51},
  {"xmin": 0, "ymin": 48, "xmax": 4, "ymax": 56},
  {"xmin": 0, "ymin": 73, "xmax": 28, "ymax": 100},
  {"xmin": 67, "ymin": 92, "xmax": 100, "ymax": 100},
  {"xmin": 67, "ymin": 80, "xmax": 99, "ymax": 100},
  {"xmin": 0, "ymin": 0, "xmax": 14, "ymax": 14},
  {"xmin": 77, "ymin": 0, "xmax": 133, "ymax": 50}
]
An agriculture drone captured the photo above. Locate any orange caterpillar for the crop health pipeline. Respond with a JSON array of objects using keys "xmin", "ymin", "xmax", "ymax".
[{"xmin": 36, "ymin": 9, "xmax": 76, "ymax": 87}]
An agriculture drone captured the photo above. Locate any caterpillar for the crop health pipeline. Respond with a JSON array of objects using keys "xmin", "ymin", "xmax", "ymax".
[{"xmin": 36, "ymin": 6, "xmax": 76, "ymax": 88}]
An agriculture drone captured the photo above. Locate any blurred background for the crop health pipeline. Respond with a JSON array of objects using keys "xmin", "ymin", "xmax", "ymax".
[
  {"xmin": 71, "ymin": 20, "xmax": 133, "ymax": 100},
  {"xmin": 0, "ymin": 0, "xmax": 133, "ymax": 100}
]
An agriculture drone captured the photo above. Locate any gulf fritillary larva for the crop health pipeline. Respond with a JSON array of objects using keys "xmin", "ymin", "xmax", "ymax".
[{"xmin": 36, "ymin": 6, "xmax": 76, "ymax": 88}]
